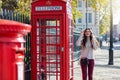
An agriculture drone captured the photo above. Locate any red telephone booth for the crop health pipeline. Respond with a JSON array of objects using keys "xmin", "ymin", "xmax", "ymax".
[{"xmin": 31, "ymin": 0, "xmax": 74, "ymax": 80}]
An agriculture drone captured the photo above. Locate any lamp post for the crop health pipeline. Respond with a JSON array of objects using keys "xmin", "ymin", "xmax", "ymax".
[{"xmin": 108, "ymin": 0, "xmax": 114, "ymax": 65}]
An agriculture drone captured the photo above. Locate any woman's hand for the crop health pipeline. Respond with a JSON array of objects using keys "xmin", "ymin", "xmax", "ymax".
[
  {"xmin": 92, "ymin": 34, "xmax": 96, "ymax": 39},
  {"xmin": 80, "ymin": 31, "xmax": 83, "ymax": 35}
]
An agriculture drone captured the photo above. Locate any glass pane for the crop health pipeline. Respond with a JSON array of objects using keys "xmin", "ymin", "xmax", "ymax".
[
  {"xmin": 46, "ymin": 59, "xmax": 56, "ymax": 63},
  {"xmin": 58, "ymin": 67, "xmax": 60, "ymax": 72},
  {"xmin": 41, "ymin": 28, "xmax": 46, "ymax": 35},
  {"xmin": 88, "ymin": 13, "xmax": 92, "ymax": 23},
  {"xmin": 37, "ymin": 54, "xmax": 40, "ymax": 62},
  {"xmin": 46, "ymin": 55, "xmax": 56, "ymax": 61},
  {"xmin": 57, "ymin": 54, "xmax": 60, "ymax": 59},
  {"xmin": 47, "ymin": 64, "xmax": 56, "ymax": 68},
  {"xmin": 37, "ymin": 28, "xmax": 39, "ymax": 35},
  {"xmin": 36, "ymin": 18, "xmax": 45, "ymax": 27},
  {"xmin": 46, "ymin": 46, "xmax": 56, "ymax": 53},
  {"xmin": 57, "ymin": 28, "xmax": 60, "ymax": 35},
  {"xmin": 37, "ymin": 28, "xmax": 46, "ymax": 35},
  {"xmin": 37, "ymin": 19, "xmax": 60, "ymax": 27},
  {"xmin": 57, "ymin": 20, "xmax": 60, "ymax": 26},
  {"xmin": 58, "ymin": 64, "xmax": 60, "ymax": 68},
  {"xmin": 46, "ymin": 28, "xmax": 56, "ymax": 35},
  {"xmin": 37, "ymin": 46, "xmax": 40, "ymax": 52},
  {"xmin": 37, "ymin": 37, "xmax": 39, "ymax": 44},
  {"xmin": 58, "ymin": 76, "xmax": 60, "ymax": 80},
  {"xmin": 37, "ymin": 69, "xmax": 45, "ymax": 80},
  {"xmin": 37, "ymin": 72, "xmax": 41, "ymax": 80},
  {"xmin": 47, "ymin": 74, "xmax": 56, "ymax": 80},
  {"xmin": 37, "ymin": 54, "xmax": 44, "ymax": 62},
  {"xmin": 57, "ymin": 37, "xmax": 60, "ymax": 44},
  {"xmin": 36, "ymin": 19, "xmax": 39, "ymax": 27},
  {"xmin": 38, "ymin": 37, "xmax": 45, "ymax": 44},
  {"xmin": 47, "ymin": 67, "xmax": 56, "ymax": 72},
  {"xmin": 78, "ymin": 1, "xmax": 82, "ymax": 7},
  {"xmin": 37, "ymin": 63, "xmax": 41, "ymax": 71},
  {"xmin": 46, "ymin": 20, "xmax": 56, "ymax": 26},
  {"xmin": 40, "ymin": 19, "xmax": 45, "ymax": 26},
  {"xmin": 37, "ymin": 46, "xmax": 44, "ymax": 53},
  {"xmin": 46, "ymin": 37, "xmax": 56, "ymax": 44}
]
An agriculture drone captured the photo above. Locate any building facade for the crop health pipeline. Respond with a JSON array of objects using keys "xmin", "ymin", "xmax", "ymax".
[
  {"xmin": 113, "ymin": 24, "xmax": 120, "ymax": 40},
  {"xmin": 74, "ymin": 0, "xmax": 99, "ymax": 37}
]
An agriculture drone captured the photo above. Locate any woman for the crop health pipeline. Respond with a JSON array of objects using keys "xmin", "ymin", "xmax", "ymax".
[{"xmin": 76, "ymin": 28, "xmax": 99, "ymax": 80}]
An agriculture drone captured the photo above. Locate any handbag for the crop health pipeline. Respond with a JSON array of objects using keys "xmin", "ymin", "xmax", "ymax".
[{"xmin": 81, "ymin": 58, "xmax": 89, "ymax": 65}]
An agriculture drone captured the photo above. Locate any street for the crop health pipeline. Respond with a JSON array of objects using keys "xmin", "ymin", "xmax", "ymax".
[
  {"xmin": 101, "ymin": 41, "xmax": 120, "ymax": 50},
  {"xmin": 74, "ymin": 41, "xmax": 120, "ymax": 80}
]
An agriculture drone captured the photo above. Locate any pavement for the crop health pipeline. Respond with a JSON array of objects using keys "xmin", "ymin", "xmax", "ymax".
[{"xmin": 74, "ymin": 41, "xmax": 120, "ymax": 80}]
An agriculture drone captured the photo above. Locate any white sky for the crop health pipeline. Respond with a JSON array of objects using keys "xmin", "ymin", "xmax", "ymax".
[
  {"xmin": 113, "ymin": 0, "xmax": 120, "ymax": 24},
  {"xmin": 113, "ymin": 11, "xmax": 120, "ymax": 24}
]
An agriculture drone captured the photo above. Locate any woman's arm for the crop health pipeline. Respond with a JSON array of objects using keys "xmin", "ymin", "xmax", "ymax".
[{"xmin": 76, "ymin": 32, "xmax": 83, "ymax": 46}]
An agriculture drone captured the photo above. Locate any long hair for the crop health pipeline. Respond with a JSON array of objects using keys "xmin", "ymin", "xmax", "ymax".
[{"xmin": 82, "ymin": 28, "xmax": 94, "ymax": 49}]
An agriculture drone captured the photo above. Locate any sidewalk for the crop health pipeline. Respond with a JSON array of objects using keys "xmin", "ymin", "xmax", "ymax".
[{"xmin": 74, "ymin": 48, "xmax": 120, "ymax": 80}]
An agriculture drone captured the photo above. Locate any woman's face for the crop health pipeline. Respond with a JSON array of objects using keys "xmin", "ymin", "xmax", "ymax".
[{"xmin": 84, "ymin": 29, "xmax": 91, "ymax": 37}]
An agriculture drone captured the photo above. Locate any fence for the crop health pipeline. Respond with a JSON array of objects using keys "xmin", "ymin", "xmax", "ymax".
[{"xmin": 0, "ymin": 9, "xmax": 31, "ymax": 71}]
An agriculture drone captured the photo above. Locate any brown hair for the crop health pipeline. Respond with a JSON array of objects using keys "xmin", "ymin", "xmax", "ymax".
[{"xmin": 82, "ymin": 28, "xmax": 94, "ymax": 49}]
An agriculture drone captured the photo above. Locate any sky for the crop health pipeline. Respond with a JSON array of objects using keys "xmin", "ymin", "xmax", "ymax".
[
  {"xmin": 113, "ymin": 0, "xmax": 120, "ymax": 24},
  {"xmin": 113, "ymin": 11, "xmax": 120, "ymax": 24}
]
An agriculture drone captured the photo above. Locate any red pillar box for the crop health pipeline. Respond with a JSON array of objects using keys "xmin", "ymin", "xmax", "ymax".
[
  {"xmin": 31, "ymin": 0, "xmax": 74, "ymax": 80},
  {"xmin": 0, "ymin": 19, "xmax": 31, "ymax": 80}
]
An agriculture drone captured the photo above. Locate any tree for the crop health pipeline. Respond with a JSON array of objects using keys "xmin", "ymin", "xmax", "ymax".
[
  {"xmin": 71, "ymin": 0, "xmax": 82, "ymax": 25},
  {"xmin": 99, "ymin": 14, "xmax": 110, "ymax": 35},
  {"xmin": 0, "ymin": 0, "xmax": 2, "ymax": 9},
  {"xmin": 71, "ymin": 0, "xmax": 110, "ymax": 32},
  {"xmin": 15, "ymin": 0, "xmax": 32, "ymax": 16},
  {"xmin": 1, "ymin": 0, "xmax": 18, "ymax": 10},
  {"xmin": 90, "ymin": 0, "xmax": 110, "ymax": 35},
  {"xmin": 97, "ymin": 0, "xmax": 110, "ymax": 35},
  {"xmin": 1, "ymin": 0, "xmax": 32, "ymax": 16},
  {"xmin": 91, "ymin": 0, "xmax": 120, "ymax": 35}
]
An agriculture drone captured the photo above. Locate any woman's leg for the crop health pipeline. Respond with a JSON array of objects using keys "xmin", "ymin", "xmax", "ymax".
[
  {"xmin": 88, "ymin": 59, "xmax": 94, "ymax": 80},
  {"xmin": 80, "ymin": 60, "xmax": 87, "ymax": 80}
]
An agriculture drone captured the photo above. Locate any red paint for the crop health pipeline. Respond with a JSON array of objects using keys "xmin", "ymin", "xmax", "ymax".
[
  {"xmin": 0, "ymin": 19, "xmax": 31, "ymax": 80},
  {"xmin": 31, "ymin": 0, "xmax": 74, "ymax": 80}
]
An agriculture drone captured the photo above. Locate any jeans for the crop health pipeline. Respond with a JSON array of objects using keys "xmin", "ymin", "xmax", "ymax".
[{"xmin": 80, "ymin": 59, "xmax": 94, "ymax": 80}]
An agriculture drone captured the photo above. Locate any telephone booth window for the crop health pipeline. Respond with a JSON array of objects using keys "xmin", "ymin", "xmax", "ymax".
[
  {"xmin": 46, "ymin": 28, "xmax": 56, "ymax": 35},
  {"xmin": 46, "ymin": 20, "xmax": 56, "ymax": 26},
  {"xmin": 68, "ymin": 19, "xmax": 74, "ymax": 79},
  {"xmin": 57, "ymin": 28, "xmax": 60, "ymax": 35},
  {"xmin": 46, "ymin": 37, "xmax": 56, "ymax": 44},
  {"xmin": 35, "ymin": 17, "xmax": 62, "ymax": 80},
  {"xmin": 46, "ymin": 46, "xmax": 56, "ymax": 52},
  {"xmin": 57, "ymin": 20, "xmax": 60, "ymax": 26},
  {"xmin": 37, "ymin": 19, "xmax": 60, "ymax": 27}
]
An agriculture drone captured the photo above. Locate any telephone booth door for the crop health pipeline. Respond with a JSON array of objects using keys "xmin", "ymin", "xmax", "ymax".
[{"xmin": 32, "ymin": 15, "xmax": 63, "ymax": 80}]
